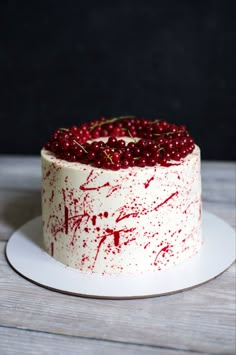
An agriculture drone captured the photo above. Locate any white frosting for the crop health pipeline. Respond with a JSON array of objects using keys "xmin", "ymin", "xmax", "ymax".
[{"xmin": 41, "ymin": 145, "xmax": 202, "ymax": 275}]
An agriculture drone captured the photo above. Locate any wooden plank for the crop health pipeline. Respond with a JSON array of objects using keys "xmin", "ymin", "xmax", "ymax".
[
  {"xmin": 201, "ymin": 162, "xmax": 236, "ymax": 205},
  {"xmin": 0, "ymin": 156, "xmax": 235, "ymax": 193},
  {"xmin": 0, "ymin": 194, "xmax": 234, "ymax": 242},
  {"xmin": 0, "ymin": 190, "xmax": 41, "ymax": 241},
  {"xmin": 0, "ymin": 193, "xmax": 234, "ymax": 242},
  {"xmin": 0, "ymin": 158, "xmax": 235, "ymax": 353},
  {"xmin": 0, "ymin": 326, "xmax": 190, "ymax": 355},
  {"xmin": 202, "ymin": 202, "xmax": 236, "ymax": 228},
  {"xmin": 0, "ymin": 156, "xmax": 41, "ymax": 191},
  {"xmin": 0, "ymin": 160, "xmax": 235, "ymax": 241},
  {"xmin": 0, "ymin": 242, "xmax": 235, "ymax": 354}
]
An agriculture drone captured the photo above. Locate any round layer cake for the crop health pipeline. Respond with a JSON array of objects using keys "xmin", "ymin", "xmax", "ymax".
[{"xmin": 41, "ymin": 117, "xmax": 202, "ymax": 275}]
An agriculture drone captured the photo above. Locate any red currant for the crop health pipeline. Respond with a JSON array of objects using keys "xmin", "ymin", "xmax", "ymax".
[{"xmin": 44, "ymin": 116, "xmax": 195, "ymax": 170}]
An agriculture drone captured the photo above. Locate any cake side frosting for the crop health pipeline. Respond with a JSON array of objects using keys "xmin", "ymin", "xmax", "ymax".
[{"xmin": 41, "ymin": 145, "xmax": 202, "ymax": 275}]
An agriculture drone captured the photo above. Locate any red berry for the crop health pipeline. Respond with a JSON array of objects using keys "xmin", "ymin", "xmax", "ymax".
[
  {"xmin": 172, "ymin": 151, "xmax": 181, "ymax": 161},
  {"xmin": 44, "ymin": 142, "xmax": 51, "ymax": 150},
  {"xmin": 137, "ymin": 139, "xmax": 149, "ymax": 150},
  {"xmin": 61, "ymin": 140, "xmax": 70, "ymax": 150},
  {"xmin": 159, "ymin": 157, "xmax": 168, "ymax": 165},
  {"xmin": 88, "ymin": 151, "xmax": 96, "ymax": 160},
  {"xmin": 52, "ymin": 141, "xmax": 60, "ymax": 152},
  {"xmin": 81, "ymin": 123, "xmax": 89, "ymax": 131},
  {"xmin": 172, "ymin": 139, "xmax": 180, "ymax": 148},
  {"xmin": 110, "ymin": 127, "xmax": 121, "ymax": 136},
  {"xmin": 71, "ymin": 125, "xmax": 78, "ymax": 133},
  {"xmin": 91, "ymin": 129, "xmax": 101, "ymax": 139},
  {"xmin": 70, "ymin": 155, "xmax": 77, "ymax": 162},
  {"xmin": 94, "ymin": 160, "xmax": 102, "ymax": 168},
  {"xmin": 45, "ymin": 116, "xmax": 195, "ymax": 169},
  {"xmin": 147, "ymin": 157, "xmax": 156, "ymax": 166},
  {"xmin": 111, "ymin": 152, "xmax": 121, "ymax": 163},
  {"xmin": 103, "ymin": 160, "xmax": 112, "ymax": 169},
  {"xmin": 107, "ymin": 136, "xmax": 117, "ymax": 147},
  {"xmin": 128, "ymin": 157, "xmax": 135, "ymax": 167},
  {"xmin": 106, "ymin": 123, "xmax": 114, "ymax": 132},
  {"xmin": 123, "ymin": 150, "xmax": 132, "ymax": 160},
  {"xmin": 133, "ymin": 146, "xmax": 141, "ymax": 156},
  {"xmin": 127, "ymin": 142, "xmax": 135, "ymax": 150},
  {"xmin": 148, "ymin": 142, "xmax": 158, "ymax": 153},
  {"xmin": 142, "ymin": 150, "xmax": 151, "ymax": 159},
  {"xmin": 116, "ymin": 139, "xmax": 126, "ymax": 148},
  {"xmin": 111, "ymin": 162, "xmax": 121, "ymax": 170},
  {"xmin": 121, "ymin": 159, "xmax": 130, "ymax": 168},
  {"xmin": 179, "ymin": 147, "xmax": 188, "ymax": 157},
  {"xmin": 90, "ymin": 141, "xmax": 100, "ymax": 152},
  {"xmin": 75, "ymin": 147, "xmax": 84, "ymax": 158},
  {"xmin": 152, "ymin": 151, "xmax": 161, "ymax": 161},
  {"xmin": 136, "ymin": 157, "xmax": 146, "ymax": 167},
  {"xmin": 178, "ymin": 125, "xmax": 186, "ymax": 131},
  {"xmin": 100, "ymin": 129, "xmax": 109, "ymax": 137}
]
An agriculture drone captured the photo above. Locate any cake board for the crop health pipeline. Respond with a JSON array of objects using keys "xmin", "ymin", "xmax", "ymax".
[{"xmin": 5, "ymin": 210, "xmax": 236, "ymax": 299}]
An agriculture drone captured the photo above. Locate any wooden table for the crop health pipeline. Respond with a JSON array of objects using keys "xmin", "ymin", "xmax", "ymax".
[{"xmin": 0, "ymin": 156, "xmax": 235, "ymax": 355}]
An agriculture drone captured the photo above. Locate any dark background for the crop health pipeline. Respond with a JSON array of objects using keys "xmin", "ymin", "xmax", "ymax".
[{"xmin": 1, "ymin": 0, "xmax": 236, "ymax": 160}]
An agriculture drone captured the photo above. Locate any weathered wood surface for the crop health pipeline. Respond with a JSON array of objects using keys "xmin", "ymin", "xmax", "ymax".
[{"xmin": 0, "ymin": 156, "xmax": 235, "ymax": 355}]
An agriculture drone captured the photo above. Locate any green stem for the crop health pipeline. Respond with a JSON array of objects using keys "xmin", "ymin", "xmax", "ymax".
[
  {"xmin": 126, "ymin": 129, "xmax": 137, "ymax": 142},
  {"xmin": 103, "ymin": 150, "xmax": 114, "ymax": 164},
  {"xmin": 90, "ymin": 115, "xmax": 136, "ymax": 131},
  {"xmin": 149, "ymin": 119, "xmax": 161, "ymax": 124},
  {"xmin": 73, "ymin": 140, "xmax": 88, "ymax": 153},
  {"xmin": 154, "ymin": 130, "xmax": 184, "ymax": 137}
]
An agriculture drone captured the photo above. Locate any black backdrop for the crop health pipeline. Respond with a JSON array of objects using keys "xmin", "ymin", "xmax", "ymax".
[{"xmin": 1, "ymin": 0, "xmax": 236, "ymax": 160}]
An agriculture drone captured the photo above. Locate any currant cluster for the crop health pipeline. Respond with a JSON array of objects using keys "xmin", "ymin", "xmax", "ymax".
[{"xmin": 44, "ymin": 116, "xmax": 195, "ymax": 170}]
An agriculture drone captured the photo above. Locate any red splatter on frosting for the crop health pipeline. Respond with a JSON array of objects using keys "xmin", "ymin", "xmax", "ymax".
[
  {"xmin": 92, "ymin": 227, "xmax": 136, "ymax": 269},
  {"xmin": 92, "ymin": 215, "xmax": 97, "ymax": 226},
  {"xmin": 51, "ymin": 242, "xmax": 54, "ymax": 256},
  {"xmin": 49, "ymin": 190, "xmax": 54, "ymax": 203},
  {"xmin": 153, "ymin": 191, "xmax": 178, "ymax": 211},
  {"xmin": 154, "ymin": 245, "xmax": 173, "ymax": 265},
  {"xmin": 64, "ymin": 206, "xmax": 69, "ymax": 234},
  {"xmin": 80, "ymin": 181, "xmax": 110, "ymax": 191},
  {"xmin": 144, "ymin": 176, "xmax": 155, "ymax": 189},
  {"xmin": 115, "ymin": 211, "xmax": 139, "ymax": 223}
]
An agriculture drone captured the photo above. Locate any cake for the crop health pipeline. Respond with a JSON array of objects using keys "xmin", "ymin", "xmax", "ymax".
[{"xmin": 41, "ymin": 116, "xmax": 202, "ymax": 275}]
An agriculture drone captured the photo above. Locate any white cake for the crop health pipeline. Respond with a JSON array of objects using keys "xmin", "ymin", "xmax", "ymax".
[{"xmin": 41, "ymin": 139, "xmax": 202, "ymax": 275}]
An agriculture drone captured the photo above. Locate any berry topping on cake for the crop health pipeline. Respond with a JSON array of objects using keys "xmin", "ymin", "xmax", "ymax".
[{"xmin": 44, "ymin": 116, "xmax": 195, "ymax": 169}]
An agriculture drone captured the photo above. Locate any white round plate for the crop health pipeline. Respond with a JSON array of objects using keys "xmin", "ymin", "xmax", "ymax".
[{"xmin": 6, "ymin": 211, "xmax": 235, "ymax": 299}]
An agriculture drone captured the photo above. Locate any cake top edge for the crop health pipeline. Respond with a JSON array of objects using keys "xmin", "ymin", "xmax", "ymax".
[{"xmin": 43, "ymin": 116, "xmax": 198, "ymax": 170}]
